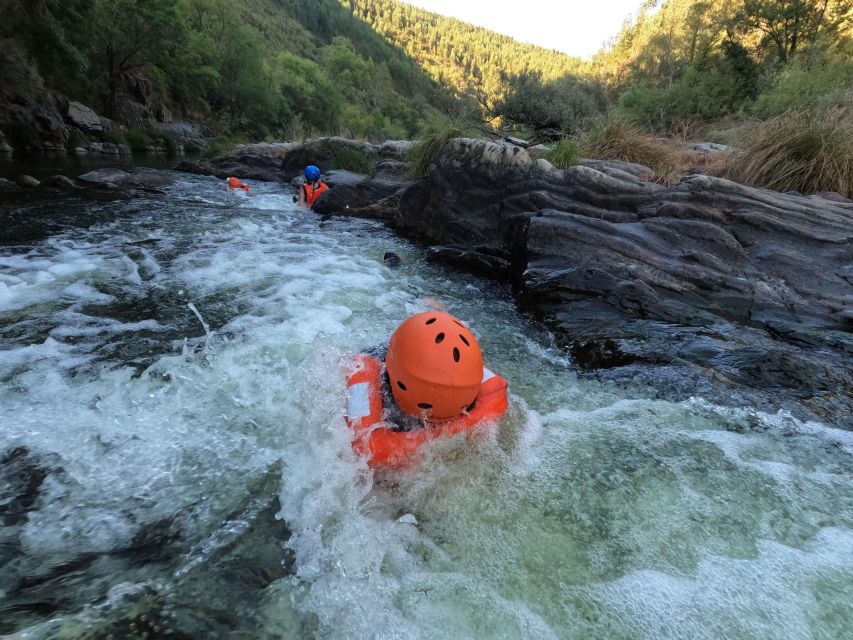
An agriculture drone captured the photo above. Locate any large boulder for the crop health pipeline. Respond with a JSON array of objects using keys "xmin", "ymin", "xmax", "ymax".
[
  {"xmin": 66, "ymin": 101, "xmax": 103, "ymax": 133},
  {"xmin": 279, "ymin": 137, "xmax": 411, "ymax": 179},
  {"xmin": 383, "ymin": 138, "xmax": 853, "ymax": 427}
]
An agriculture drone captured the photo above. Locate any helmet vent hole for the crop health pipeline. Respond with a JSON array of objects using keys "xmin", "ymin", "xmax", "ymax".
[
  {"xmin": 435, "ymin": 332, "xmax": 445, "ymax": 344},
  {"xmin": 397, "ymin": 380, "xmax": 407, "ymax": 391},
  {"xmin": 453, "ymin": 347, "xmax": 460, "ymax": 362},
  {"xmin": 417, "ymin": 403, "xmax": 433, "ymax": 410},
  {"xmin": 459, "ymin": 334, "xmax": 470, "ymax": 346},
  {"xmin": 425, "ymin": 317, "xmax": 437, "ymax": 325}
]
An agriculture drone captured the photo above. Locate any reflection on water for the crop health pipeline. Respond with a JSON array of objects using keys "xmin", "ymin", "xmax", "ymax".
[{"xmin": 0, "ymin": 170, "xmax": 851, "ymax": 639}]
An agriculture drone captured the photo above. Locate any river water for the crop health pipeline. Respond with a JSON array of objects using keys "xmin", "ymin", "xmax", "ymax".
[{"xmin": 1, "ymin": 169, "xmax": 851, "ymax": 639}]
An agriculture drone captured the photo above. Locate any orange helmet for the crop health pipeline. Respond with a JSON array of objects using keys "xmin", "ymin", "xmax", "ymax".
[{"xmin": 386, "ymin": 311, "xmax": 484, "ymax": 420}]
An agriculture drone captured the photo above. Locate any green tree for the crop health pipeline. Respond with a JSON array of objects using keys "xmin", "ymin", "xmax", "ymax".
[{"xmin": 88, "ymin": 0, "xmax": 185, "ymax": 118}]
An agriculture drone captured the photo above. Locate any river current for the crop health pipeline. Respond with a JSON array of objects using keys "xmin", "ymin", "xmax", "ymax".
[{"xmin": 0, "ymin": 169, "xmax": 851, "ymax": 639}]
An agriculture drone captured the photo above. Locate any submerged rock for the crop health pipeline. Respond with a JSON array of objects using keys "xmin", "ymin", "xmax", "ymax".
[
  {"xmin": 383, "ymin": 251, "xmax": 402, "ymax": 268},
  {"xmin": 78, "ymin": 168, "xmax": 132, "ymax": 184},
  {"xmin": 15, "ymin": 175, "xmax": 40, "ymax": 188},
  {"xmin": 40, "ymin": 175, "xmax": 79, "ymax": 189}
]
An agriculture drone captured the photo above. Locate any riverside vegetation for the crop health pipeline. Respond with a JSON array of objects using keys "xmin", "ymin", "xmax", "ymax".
[{"xmin": 0, "ymin": 0, "xmax": 851, "ymax": 195}]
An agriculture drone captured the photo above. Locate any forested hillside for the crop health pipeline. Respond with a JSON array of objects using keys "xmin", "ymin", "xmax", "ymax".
[
  {"xmin": 598, "ymin": 0, "xmax": 852, "ymax": 130},
  {"xmin": 0, "ymin": 0, "xmax": 468, "ymax": 143},
  {"xmin": 0, "ymin": 0, "xmax": 850, "ymax": 151}
]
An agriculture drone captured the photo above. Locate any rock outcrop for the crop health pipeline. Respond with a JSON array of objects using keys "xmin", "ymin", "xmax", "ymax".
[
  {"xmin": 279, "ymin": 137, "xmax": 413, "ymax": 179},
  {"xmin": 66, "ymin": 101, "xmax": 103, "ymax": 133},
  {"xmin": 315, "ymin": 137, "xmax": 853, "ymax": 428}
]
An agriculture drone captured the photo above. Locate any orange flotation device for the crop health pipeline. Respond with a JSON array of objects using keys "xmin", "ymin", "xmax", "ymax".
[
  {"xmin": 344, "ymin": 354, "xmax": 509, "ymax": 468},
  {"xmin": 227, "ymin": 176, "xmax": 249, "ymax": 191},
  {"xmin": 303, "ymin": 180, "xmax": 328, "ymax": 205}
]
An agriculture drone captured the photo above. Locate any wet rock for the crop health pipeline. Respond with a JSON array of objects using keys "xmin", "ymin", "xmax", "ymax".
[
  {"xmin": 383, "ymin": 252, "xmax": 402, "ymax": 268},
  {"xmin": 39, "ymin": 175, "xmax": 78, "ymax": 189},
  {"xmin": 312, "ymin": 173, "xmax": 412, "ymax": 219},
  {"xmin": 78, "ymin": 168, "xmax": 132, "ymax": 184},
  {"xmin": 15, "ymin": 175, "xmax": 40, "ymax": 188},
  {"xmin": 0, "ymin": 141, "xmax": 13, "ymax": 154},
  {"xmin": 427, "ymin": 245, "xmax": 511, "ymax": 278},
  {"xmin": 118, "ymin": 143, "xmax": 131, "ymax": 156},
  {"xmin": 324, "ymin": 169, "xmax": 368, "ymax": 187},
  {"xmin": 66, "ymin": 101, "xmax": 103, "ymax": 133},
  {"xmin": 0, "ymin": 177, "xmax": 16, "ymax": 190},
  {"xmin": 0, "ymin": 447, "xmax": 50, "ymax": 526},
  {"xmin": 374, "ymin": 158, "xmax": 411, "ymax": 180},
  {"xmin": 570, "ymin": 338, "xmax": 637, "ymax": 370},
  {"xmin": 176, "ymin": 151, "xmax": 282, "ymax": 182}
]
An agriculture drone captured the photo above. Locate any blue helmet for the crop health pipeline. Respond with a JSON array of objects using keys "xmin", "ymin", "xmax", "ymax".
[{"xmin": 304, "ymin": 165, "xmax": 321, "ymax": 181}]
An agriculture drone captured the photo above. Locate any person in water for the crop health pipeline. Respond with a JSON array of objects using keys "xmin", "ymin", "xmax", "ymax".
[
  {"xmin": 371, "ymin": 310, "xmax": 486, "ymax": 431},
  {"xmin": 226, "ymin": 176, "xmax": 249, "ymax": 192},
  {"xmin": 297, "ymin": 165, "xmax": 328, "ymax": 206}
]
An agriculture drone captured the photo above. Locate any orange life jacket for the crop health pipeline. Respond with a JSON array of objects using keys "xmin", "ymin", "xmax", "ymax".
[
  {"xmin": 227, "ymin": 177, "xmax": 249, "ymax": 191},
  {"xmin": 345, "ymin": 354, "xmax": 509, "ymax": 468},
  {"xmin": 303, "ymin": 180, "xmax": 328, "ymax": 205}
]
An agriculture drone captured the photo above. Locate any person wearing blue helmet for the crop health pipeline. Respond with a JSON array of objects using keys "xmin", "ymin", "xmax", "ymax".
[{"xmin": 298, "ymin": 164, "xmax": 329, "ymax": 206}]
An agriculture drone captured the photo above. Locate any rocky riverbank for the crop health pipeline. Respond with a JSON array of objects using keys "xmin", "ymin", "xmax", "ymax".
[
  {"xmin": 182, "ymin": 137, "xmax": 853, "ymax": 428},
  {"xmin": 0, "ymin": 95, "xmax": 207, "ymax": 158}
]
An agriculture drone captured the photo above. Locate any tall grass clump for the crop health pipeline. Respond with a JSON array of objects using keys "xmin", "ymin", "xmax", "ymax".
[
  {"xmin": 407, "ymin": 124, "xmax": 463, "ymax": 178},
  {"xmin": 724, "ymin": 110, "xmax": 853, "ymax": 197},
  {"xmin": 544, "ymin": 137, "xmax": 579, "ymax": 169},
  {"xmin": 578, "ymin": 117, "xmax": 670, "ymax": 169}
]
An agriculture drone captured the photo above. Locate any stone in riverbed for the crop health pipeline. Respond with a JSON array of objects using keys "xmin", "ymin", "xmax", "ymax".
[
  {"xmin": 40, "ymin": 175, "xmax": 79, "ymax": 189},
  {"xmin": 78, "ymin": 168, "xmax": 132, "ymax": 184},
  {"xmin": 0, "ymin": 177, "xmax": 17, "ymax": 190},
  {"xmin": 15, "ymin": 175, "xmax": 40, "ymax": 188}
]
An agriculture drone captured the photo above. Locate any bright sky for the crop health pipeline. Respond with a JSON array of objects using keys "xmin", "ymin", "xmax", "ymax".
[{"xmin": 404, "ymin": 0, "xmax": 644, "ymax": 58}]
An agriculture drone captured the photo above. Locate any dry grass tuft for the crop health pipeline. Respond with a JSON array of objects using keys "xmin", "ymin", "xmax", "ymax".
[{"xmin": 723, "ymin": 110, "xmax": 853, "ymax": 197}]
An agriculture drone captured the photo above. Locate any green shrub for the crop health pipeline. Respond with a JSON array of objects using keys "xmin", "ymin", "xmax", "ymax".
[
  {"xmin": 544, "ymin": 138, "xmax": 579, "ymax": 169},
  {"xmin": 407, "ymin": 124, "xmax": 463, "ymax": 178},
  {"xmin": 104, "ymin": 131, "xmax": 127, "ymax": 145},
  {"xmin": 329, "ymin": 147, "xmax": 372, "ymax": 173},
  {"xmin": 159, "ymin": 132, "xmax": 178, "ymax": 156},
  {"xmin": 753, "ymin": 56, "xmax": 853, "ymax": 118},
  {"xmin": 125, "ymin": 129, "xmax": 151, "ymax": 153},
  {"xmin": 66, "ymin": 129, "xmax": 88, "ymax": 149},
  {"xmin": 4, "ymin": 122, "xmax": 40, "ymax": 148},
  {"xmin": 724, "ymin": 109, "xmax": 853, "ymax": 197}
]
